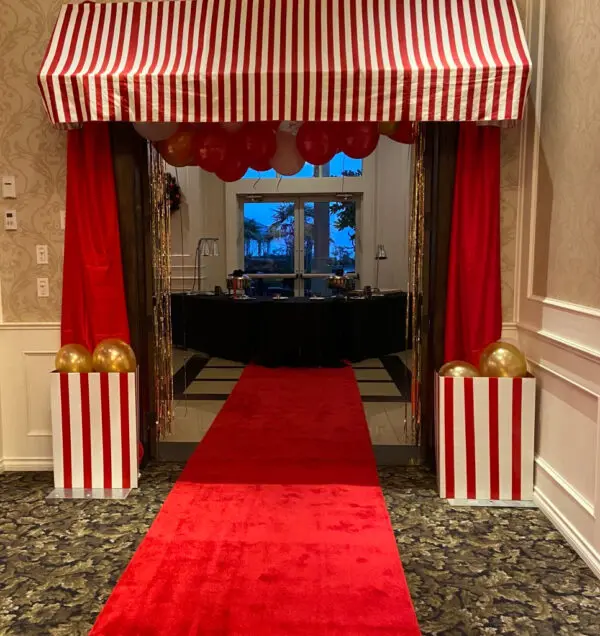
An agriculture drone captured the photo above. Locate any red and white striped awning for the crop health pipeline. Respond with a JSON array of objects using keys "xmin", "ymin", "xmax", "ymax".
[{"xmin": 38, "ymin": 0, "xmax": 531, "ymax": 126}]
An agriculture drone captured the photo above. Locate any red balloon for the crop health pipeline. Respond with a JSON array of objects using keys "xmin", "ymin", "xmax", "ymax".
[
  {"xmin": 339, "ymin": 122, "xmax": 380, "ymax": 159},
  {"xmin": 156, "ymin": 130, "xmax": 195, "ymax": 167},
  {"xmin": 215, "ymin": 148, "xmax": 248, "ymax": 182},
  {"xmin": 296, "ymin": 122, "xmax": 339, "ymax": 165},
  {"xmin": 194, "ymin": 125, "xmax": 229, "ymax": 172},
  {"xmin": 237, "ymin": 123, "xmax": 277, "ymax": 168},
  {"xmin": 388, "ymin": 122, "xmax": 417, "ymax": 144},
  {"xmin": 250, "ymin": 156, "xmax": 273, "ymax": 172}
]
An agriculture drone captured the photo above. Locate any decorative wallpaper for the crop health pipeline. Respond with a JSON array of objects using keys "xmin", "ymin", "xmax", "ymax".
[
  {"xmin": 532, "ymin": 0, "xmax": 600, "ymax": 309},
  {"xmin": 0, "ymin": 0, "xmax": 65, "ymax": 323}
]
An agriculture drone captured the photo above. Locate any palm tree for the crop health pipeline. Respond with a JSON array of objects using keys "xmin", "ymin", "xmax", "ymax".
[{"xmin": 244, "ymin": 218, "xmax": 266, "ymax": 256}]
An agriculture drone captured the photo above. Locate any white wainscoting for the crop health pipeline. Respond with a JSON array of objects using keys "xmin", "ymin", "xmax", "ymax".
[
  {"xmin": 0, "ymin": 323, "xmax": 60, "ymax": 471},
  {"xmin": 512, "ymin": 0, "xmax": 600, "ymax": 578},
  {"xmin": 516, "ymin": 318, "xmax": 600, "ymax": 578}
]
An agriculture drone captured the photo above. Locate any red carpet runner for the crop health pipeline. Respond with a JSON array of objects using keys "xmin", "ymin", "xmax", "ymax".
[{"xmin": 91, "ymin": 366, "xmax": 420, "ymax": 635}]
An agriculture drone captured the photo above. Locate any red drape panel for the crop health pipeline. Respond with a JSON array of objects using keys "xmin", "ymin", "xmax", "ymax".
[
  {"xmin": 444, "ymin": 123, "xmax": 502, "ymax": 366},
  {"xmin": 61, "ymin": 123, "xmax": 130, "ymax": 350}
]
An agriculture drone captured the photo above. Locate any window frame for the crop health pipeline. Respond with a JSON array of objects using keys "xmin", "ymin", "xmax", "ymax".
[
  {"xmin": 225, "ymin": 153, "xmax": 376, "ymax": 284},
  {"xmin": 240, "ymin": 195, "xmax": 362, "ymax": 297}
]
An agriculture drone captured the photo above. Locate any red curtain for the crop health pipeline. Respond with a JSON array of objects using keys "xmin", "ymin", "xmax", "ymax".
[
  {"xmin": 61, "ymin": 123, "xmax": 130, "ymax": 351},
  {"xmin": 444, "ymin": 123, "xmax": 502, "ymax": 366}
]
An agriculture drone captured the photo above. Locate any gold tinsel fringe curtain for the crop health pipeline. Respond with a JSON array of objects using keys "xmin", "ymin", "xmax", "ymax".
[
  {"xmin": 408, "ymin": 128, "xmax": 426, "ymax": 447},
  {"xmin": 148, "ymin": 145, "xmax": 174, "ymax": 438}
]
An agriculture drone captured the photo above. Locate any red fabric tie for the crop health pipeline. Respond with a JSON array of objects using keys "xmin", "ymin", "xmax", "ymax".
[
  {"xmin": 61, "ymin": 124, "xmax": 130, "ymax": 350},
  {"xmin": 444, "ymin": 123, "xmax": 502, "ymax": 366}
]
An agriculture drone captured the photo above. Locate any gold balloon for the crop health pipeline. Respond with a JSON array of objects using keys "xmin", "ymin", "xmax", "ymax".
[
  {"xmin": 480, "ymin": 341, "xmax": 528, "ymax": 378},
  {"xmin": 378, "ymin": 121, "xmax": 398, "ymax": 136},
  {"xmin": 55, "ymin": 344, "xmax": 93, "ymax": 373},
  {"xmin": 439, "ymin": 361, "xmax": 480, "ymax": 378},
  {"xmin": 93, "ymin": 339, "xmax": 137, "ymax": 373}
]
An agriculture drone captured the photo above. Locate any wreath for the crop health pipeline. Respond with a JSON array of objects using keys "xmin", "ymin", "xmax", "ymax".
[{"xmin": 166, "ymin": 173, "xmax": 182, "ymax": 213}]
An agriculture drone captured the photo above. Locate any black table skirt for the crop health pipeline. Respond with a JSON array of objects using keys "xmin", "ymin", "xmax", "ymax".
[{"xmin": 171, "ymin": 293, "xmax": 408, "ymax": 367}]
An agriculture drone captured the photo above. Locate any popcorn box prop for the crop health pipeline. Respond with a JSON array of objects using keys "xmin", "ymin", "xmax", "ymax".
[
  {"xmin": 50, "ymin": 371, "xmax": 139, "ymax": 495},
  {"xmin": 435, "ymin": 375, "xmax": 536, "ymax": 502}
]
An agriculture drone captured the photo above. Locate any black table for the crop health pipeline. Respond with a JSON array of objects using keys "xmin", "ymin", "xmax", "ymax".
[{"xmin": 171, "ymin": 293, "xmax": 408, "ymax": 367}]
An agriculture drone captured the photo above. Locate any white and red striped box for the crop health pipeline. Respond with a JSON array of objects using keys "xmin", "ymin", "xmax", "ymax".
[
  {"xmin": 435, "ymin": 375, "xmax": 536, "ymax": 501},
  {"xmin": 50, "ymin": 372, "xmax": 139, "ymax": 491}
]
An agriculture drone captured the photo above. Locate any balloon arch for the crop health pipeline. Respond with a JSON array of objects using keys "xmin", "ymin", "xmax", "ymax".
[{"xmin": 134, "ymin": 120, "xmax": 418, "ymax": 181}]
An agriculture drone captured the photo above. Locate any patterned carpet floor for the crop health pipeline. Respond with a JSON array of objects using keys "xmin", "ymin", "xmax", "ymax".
[{"xmin": 0, "ymin": 465, "xmax": 598, "ymax": 635}]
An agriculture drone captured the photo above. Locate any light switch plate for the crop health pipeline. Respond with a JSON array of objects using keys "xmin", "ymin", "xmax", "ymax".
[
  {"xmin": 4, "ymin": 209, "xmax": 17, "ymax": 230},
  {"xmin": 37, "ymin": 277, "xmax": 49, "ymax": 298},
  {"xmin": 2, "ymin": 176, "xmax": 16, "ymax": 199},
  {"xmin": 36, "ymin": 244, "xmax": 49, "ymax": 265},
  {"xmin": 60, "ymin": 209, "xmax": 66, "ymax": 230}
]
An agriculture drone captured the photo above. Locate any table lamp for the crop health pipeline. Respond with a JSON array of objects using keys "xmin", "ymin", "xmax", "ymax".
[
  {"xmin": 374, "ymin": 243, "xmax": 387, "ymax": 291},
  {"xmin": 192, "ymin": 237, "xmax": 219, "ymax": 293}
]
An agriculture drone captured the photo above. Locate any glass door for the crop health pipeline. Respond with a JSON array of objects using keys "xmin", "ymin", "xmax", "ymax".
[
  {"xmin": 242, "ymin": 199, "xmax": 301, "ymax": 297},
  {"xmin": 301, "ymin": 197, "xmax": 358, "ymax": 297},
  {"xmin": 242, "ymin": 196, "xmax": 359, "ymax": 297}
]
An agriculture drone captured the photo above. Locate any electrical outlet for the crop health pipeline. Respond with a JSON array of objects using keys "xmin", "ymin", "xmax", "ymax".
[
  {"xmin": 37, "ymin": 277, "xmax": 49, "ymax": 298},
  {"xmin": 36, "ymin": 244, "xmax": 49, "ymax": 265},
  {"xmin": 4, "ymin": 209, "xmax": 17, "ymax": 230},
  {"xmin": 2, "ymin": 176, "xmax": 16, "ymax": 199}
]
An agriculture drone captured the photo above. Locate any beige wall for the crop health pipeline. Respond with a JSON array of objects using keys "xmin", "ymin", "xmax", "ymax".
[
  {"xmin": 513, "ymin": 0, "xmax": 600, "ymax": 577},
  {"xmin": 0, "ymin": 0, "xmax": 65, "ymax": 323},
  {"xmin": 170, "ymin": 166, "xmax": 227, "ymax": 293},
  {"xmin": 531, "ymin": 0, "xmax": 600, "ymax": 309},
  {"xmin": 500, "ymin": 127, "xmax": 520, "ymax": 322}
]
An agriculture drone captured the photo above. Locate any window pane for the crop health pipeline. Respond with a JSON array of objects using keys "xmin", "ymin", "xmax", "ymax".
[
  {"xmin": 303, "ymin": 199, "xmax": 357, "ymax": 296},
  {"xmin": 243, "ymin": 201, "xmax": 295, "ymax": 275},
  {"xmin": 242, "ymin": 152, "xmax": 362, "ymax": 179},
  {"xmin": 243, "ymin": 167, "xmax": 277, "ymax": 179},
  {"xmin": 304, "ymin": 200, "xmax": 356, "ymax": 274},
  {"xmin": 327, "ymin": 153, "xmax": 363, "ymax": 177}
]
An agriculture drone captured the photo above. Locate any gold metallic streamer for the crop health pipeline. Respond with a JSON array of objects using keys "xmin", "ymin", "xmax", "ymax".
[{"xmin": 149, "ymin": 145, "xmax": 174, "ymax": 438}]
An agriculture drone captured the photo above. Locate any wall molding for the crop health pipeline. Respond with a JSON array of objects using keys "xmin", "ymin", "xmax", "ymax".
[
  {"xmin": 534, "ymin": 487, "xmax": 600, "ymax": 579},
  {"xmin": 519, "ymin": 322, "xmax": 600, "ymax": 365},
  {"xmin": 0, "ymin": 325, "xmax": 60, "ymax": 470},
  {"xmin": 529, "ymin": 295, "xmax": 600, "ymax": 319},
  {"xmin": 0, "ymin": 322, "xmax": 60, "ymax": 331},
  {"xmin": 527, "ymin": 358, "xmax": 600, "ymax": 399},
  {"xmin": 535, "ymin": 456, "xmax": 595, "ymax": 519},
  {"xmin": 2, "ymin": 457, "xmax": 53, "ymax": 471},
  {"xmin": 23, "ymin": 350, "xmax": 58, "ymax": 357}
]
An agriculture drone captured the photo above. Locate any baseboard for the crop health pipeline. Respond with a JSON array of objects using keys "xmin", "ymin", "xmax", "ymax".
[
  {"xmin": 535, "ymin": 456, "xmax": 595, "ymax": 517},
  {"xmin": 2, "ymin": 457, "xmax": 53, "ymax": 471},
  {"xmin": 534, "ymin": 487, "xmax": 600, "ymax": 579},
  {"xmin": 501, "ymin": 322, "xmax": 518, "ymax": 342}
]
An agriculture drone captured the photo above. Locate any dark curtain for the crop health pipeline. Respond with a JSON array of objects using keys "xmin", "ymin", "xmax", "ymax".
[
  {"xmin": 110, "ymin": 124, "xmax": 157, "ymax": 462},
  {"xmin": 420, "ymin": 123, "xmax": 460, "ymax": 468}
]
